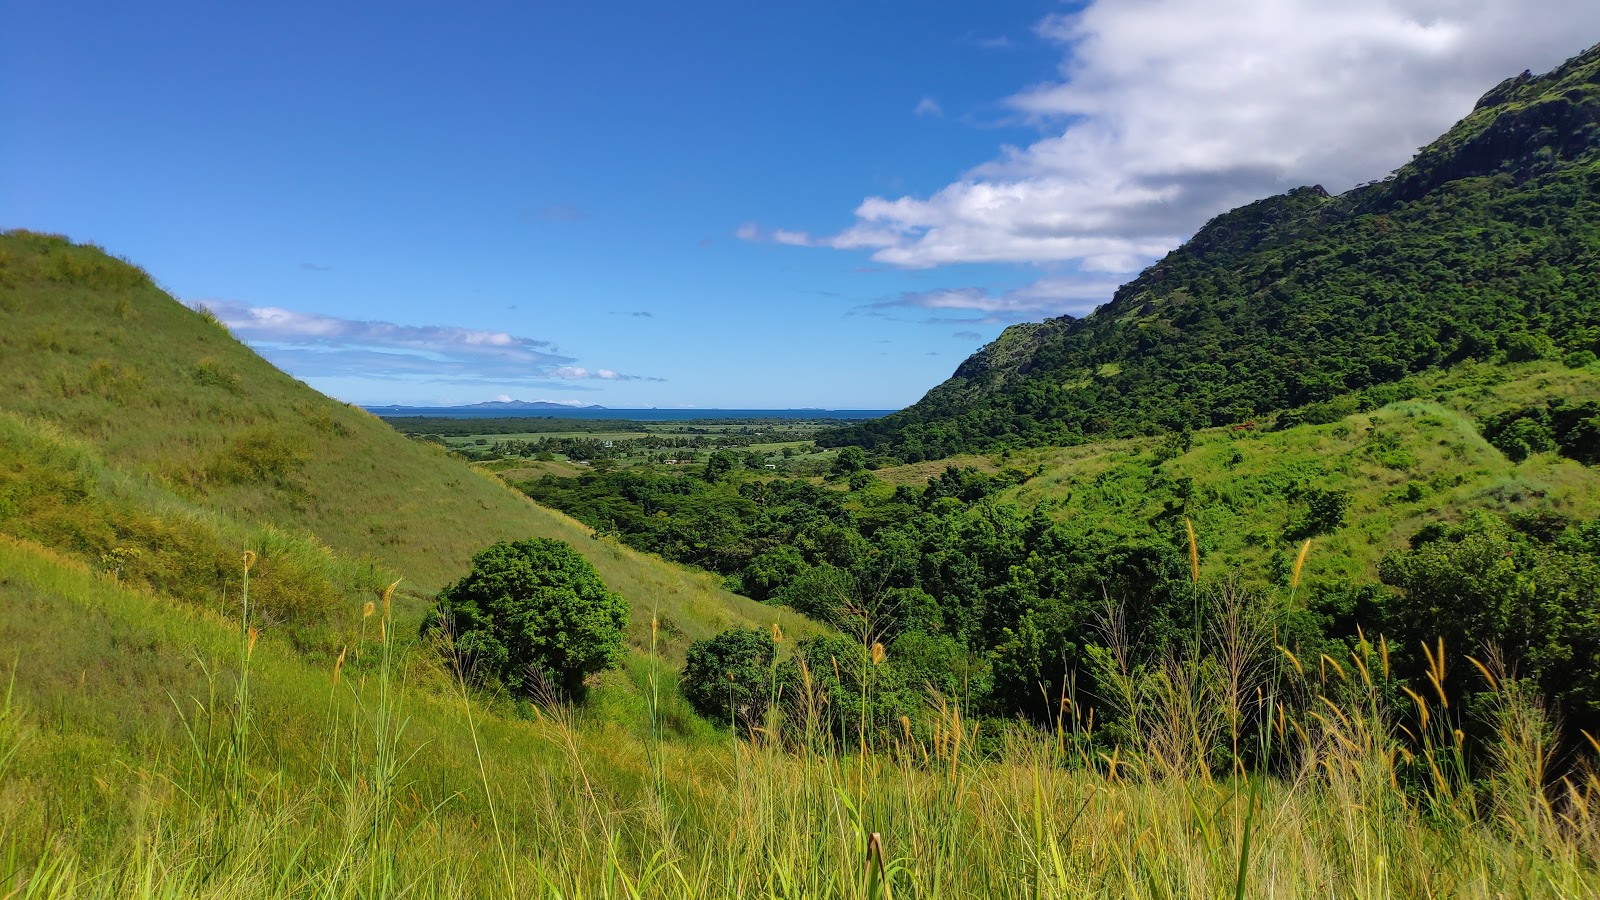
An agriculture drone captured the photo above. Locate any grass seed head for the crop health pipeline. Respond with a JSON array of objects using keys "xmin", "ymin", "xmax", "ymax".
[
  {"xmin": 1291, "ymin": 538, "xmax": 1312, "ymax": 590},
  {"xmin": 1185, "ymin": 518, "xmax": 1199, "ymax": 584}
]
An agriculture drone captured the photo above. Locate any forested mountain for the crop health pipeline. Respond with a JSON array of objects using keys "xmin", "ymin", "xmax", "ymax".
[{"xmin": 824, "ymin": 44, "xmax": 1600, "ymax": 460}]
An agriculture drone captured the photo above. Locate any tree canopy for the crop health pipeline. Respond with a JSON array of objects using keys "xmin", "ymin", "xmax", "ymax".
[{"xmin": 423, "ymin": 538, "xmax": 628, "ymax": 698}]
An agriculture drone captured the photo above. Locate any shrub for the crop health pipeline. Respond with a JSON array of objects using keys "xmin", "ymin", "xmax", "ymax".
[
  {"xmin": 771, "ymin": 564, "xmax": 855, "ymax": 625},
  {"xmin": 1563, "ymin": 349, "xmax": 1598, "ymax": 369},
  {"xmin": 192, "ymin": 357, "xmax": 242, "ymax": 392},
  {"xmin": 1379, "ymin": 512, "xmax": 1600, "ymax": 739},
  {"xmin": 210, "ymin": 426, "xmax": 308, "ymax": 489},
  {"xmin": 681, "ymin": 628, "xmax": 776, "ymax": 730},
  {"xmin": 741, "ymin": 546, "xmax": 806, "ymax": 602},
  {"xmin": 1481, "ymin": 401, "xmax": 1600, "ymax": 466},
  {"xmin": 423, "ymin": 538, "xmax": 628, "ymax": 698},
  {"xmin": 1291, "ymin": 487, "xmax": 1350, "ymax": 538},
  {"xmin": 1502, "ymin": 331, "xmax": 1554, "ymax": 362}
]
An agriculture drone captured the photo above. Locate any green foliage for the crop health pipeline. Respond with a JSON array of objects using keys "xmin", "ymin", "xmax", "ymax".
[
  {"xmin": 1482, "ymin": 399, "xmax": 1600, "ymax": 465},
  {"xmin": 680, "ymin": 627, "xmax": 775, "ymax": 730},
  {"xmin": 1378, "ymin": 512, "xmax": 1600, "ymax": 738},
  {"xmin": 771, "ymin": 564, "xmax": 856, "ymax": 627},
  {"xmin": 424, "ymin": 538, "xmax": 628, "ymax": 697},
  {"xmin": 1151, "ymin": 428, "xmax": 1195, "ymax": 463},
  {"xmin": 209, "ymin": 426, "xmax": 309, "ymax": 489},
  {"xmin": 702, "ymin": 449, "xmax": 739, "ymax": 483},
  {"xmin": 1292, "ymin": 488, "xmax": 1351, "ymax": 538},
  {"xmin": 1503, "ymin": 331, "xmax": 1556, "ymax": 362},
  {"xmin": 5, "ymin": 524, "xmax": 1600, "ymax": 897},
  {"xmin": 190, "ymin": 356, "xmax": 242, "ymax": 392},
  {"xmin": 822, "ymin": 49, "xmax": 1600, "ymax": 459},
  {"xmin": 830, "ymin": 446, "xmax": 867, "ymax": 478}
]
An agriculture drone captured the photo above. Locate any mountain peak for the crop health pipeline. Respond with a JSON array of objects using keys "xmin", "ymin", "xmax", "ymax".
[{"xmin": 822, "ymin": 43, "xmax": 1600, "ymax": 460}]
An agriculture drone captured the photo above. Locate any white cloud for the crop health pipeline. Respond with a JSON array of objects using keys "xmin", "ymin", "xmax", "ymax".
[
  {"xmin": 870, "ymin": 275, "xmax": 1124, "ymax": 323},
  {"xmin": 815, "ymin": 0, "xmax": 1600, "ymax": 272},
  {"xmin": 198, "ymin": 301, "xmax": 662, "ymax": 385},
  {"xmin": 771, "ymin": 229, "xmax": 814, "ymax": 247},
  {"xmin": 914, "ymin": 96, "xmax": 943, "ymax": 117}
]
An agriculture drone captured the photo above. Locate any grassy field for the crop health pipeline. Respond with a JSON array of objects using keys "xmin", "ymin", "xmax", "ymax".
[
  {"xmin": 868, "ymin": 362, "xmax": 1600, "ymax": 585},
  {"xmin": 2, "ymin": 534, "xmax": 1596, "ymax": 898}
]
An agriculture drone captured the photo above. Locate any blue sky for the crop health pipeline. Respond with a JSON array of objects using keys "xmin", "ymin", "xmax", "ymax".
[{"xmin": 4, "ymin": 1, "xmax": 1598, "ymax": 408}]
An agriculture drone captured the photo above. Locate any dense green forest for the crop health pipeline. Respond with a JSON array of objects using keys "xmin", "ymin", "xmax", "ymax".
[
  {"xmin": 823, "ymin": 44, "xmax": 1600, "ymax": 461},
  {"xmin": 520, "ymin": 439, "xmax": 1600, "ymax": 747}
]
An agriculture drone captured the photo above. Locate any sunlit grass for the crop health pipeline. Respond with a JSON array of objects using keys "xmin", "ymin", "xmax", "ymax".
[
  {"xmin": 865, "ymin": 362, "xmax": 1600, "ymax": 586},
  {"xmin": 2, "ymin": 535, "xmax": 1596, "ymax": 898}
]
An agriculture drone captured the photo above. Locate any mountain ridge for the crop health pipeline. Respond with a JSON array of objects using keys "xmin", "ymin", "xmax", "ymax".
[{"xmin": 823, "ymin": 42, "xmax": 1600, "ymax": 460}]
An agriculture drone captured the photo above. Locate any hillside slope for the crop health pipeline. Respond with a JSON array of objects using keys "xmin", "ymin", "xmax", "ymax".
[
  {"xmin": 0, "ymin": 230, "xmax": 815, "ymax": 658},
  {"xmin": 825, "ymin": 43, "xmax": 1600, "ymax": 460},
  {"xmin": 867, "ymin": 361, "xmax": 1600, "ymax": 586}
]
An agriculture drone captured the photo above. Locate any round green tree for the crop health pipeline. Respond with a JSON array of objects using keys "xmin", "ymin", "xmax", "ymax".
[
  {"xmin": 425, "ymin": 538, "xmax": 628, "ymax": 698},
  {"xmin": 681, "ymin": 628, "xmax": 776, "ymax": 731}
]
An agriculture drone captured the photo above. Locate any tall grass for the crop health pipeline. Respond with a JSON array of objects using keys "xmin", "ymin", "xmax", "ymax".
[{"xmin": 2, "ymin": 537, "xmax": 1597, "ymax": 898}]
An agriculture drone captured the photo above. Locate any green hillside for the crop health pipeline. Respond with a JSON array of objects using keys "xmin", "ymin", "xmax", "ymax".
[
  {"xmin": 8, "ymin": 526, "xmax": 1595, "ymax": 897},
  {"xmin": 0, "ymin": 229, "xmax": 816, "ymax": 659},
  {"xmin": 874, "ymin": 361, "xmax": 1600, "ymax": 584},
  {"xmin": 824, "ymin": 43, "xmax": 1600, "ymax": 460}
]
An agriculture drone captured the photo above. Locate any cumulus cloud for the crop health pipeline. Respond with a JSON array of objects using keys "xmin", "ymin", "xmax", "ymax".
[
  {"xmin": 551, "ymin": 366, "xmax": 664, "ymax": 382},
  {"xmin": 197, "ymin": 301, "xmax": 661, "ymax": 385},
  {"xmin": 813, "ymin": 0, "xmax": 1600, "ymax": 275}
]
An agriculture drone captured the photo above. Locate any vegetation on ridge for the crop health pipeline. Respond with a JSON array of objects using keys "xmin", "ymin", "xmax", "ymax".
[{"xmin": 823, "ymin": 43, "xmax": 1600, "ymax": 460}]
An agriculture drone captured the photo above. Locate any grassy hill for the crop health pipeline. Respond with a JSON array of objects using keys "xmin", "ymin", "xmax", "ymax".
[
  {"xmin": 4, "ymin": 515, "xmax": 1597, "ymax": 897},
  {"xmin": 825, "ymin": 43, "xmax": 1600, "ymax": 460},
  {"xmin": 0, "ymin": 229, "xmax": 816, "ymax": 661},
  {"xmin": 871, "ymin": 361, "xmax": 1600, "ymax": 585}
]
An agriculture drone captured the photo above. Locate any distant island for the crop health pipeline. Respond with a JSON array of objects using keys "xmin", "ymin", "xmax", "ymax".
[{"xmin": 464, "ymin": 400, "xmax": 607, "ymax": 411}]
